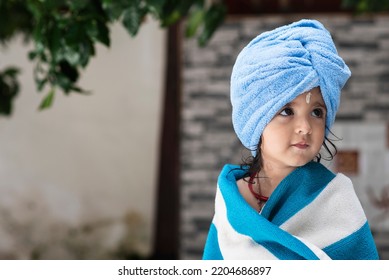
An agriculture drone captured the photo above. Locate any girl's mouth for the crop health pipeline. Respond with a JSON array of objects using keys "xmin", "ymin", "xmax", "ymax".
[{"xmin": 292, "ymin": 142, "xmax": 309, "ymax": 149}]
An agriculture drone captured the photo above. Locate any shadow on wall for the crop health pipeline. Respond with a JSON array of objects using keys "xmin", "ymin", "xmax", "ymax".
[
  {"xmin": 367, "ymin": 185, "xmax": 389, "ymax": 224},
  {"xmin": 368, "ymin": 185, "xmax": 389, "ymax": 260},
  {"xmin": 0, "ymin": 202, "xmax": 150, "ymax": 260}
]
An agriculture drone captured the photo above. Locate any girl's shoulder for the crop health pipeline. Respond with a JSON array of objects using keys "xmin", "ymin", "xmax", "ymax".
[{"xmin": 236, "ymin": 176, "xmax": 259, "ymax": 211}]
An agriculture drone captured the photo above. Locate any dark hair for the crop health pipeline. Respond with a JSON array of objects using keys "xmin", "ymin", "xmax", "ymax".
[{"xmin": 240, "ymin": 128, "xmax": 340, "ymax": 180}]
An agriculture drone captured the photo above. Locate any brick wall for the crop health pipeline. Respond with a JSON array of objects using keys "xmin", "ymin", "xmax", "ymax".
[{"xmin": 179, "ymin": 15, "xmax": 389, "ymax": 260}]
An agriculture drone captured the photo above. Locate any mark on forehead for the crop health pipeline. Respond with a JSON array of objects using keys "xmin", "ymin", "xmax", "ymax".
[{"xmin": 305, "ymin": 92, "xmax": 312, "ymax": 104}]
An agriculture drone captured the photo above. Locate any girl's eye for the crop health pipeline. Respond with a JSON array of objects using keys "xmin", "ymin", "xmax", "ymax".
[
  {"xmin": 279, "ymin": 107, "xmax": 293, "ymax": 116},
  {"xmin": 312, "ymin": 108, "xmax": 324, "ymax": 118}
]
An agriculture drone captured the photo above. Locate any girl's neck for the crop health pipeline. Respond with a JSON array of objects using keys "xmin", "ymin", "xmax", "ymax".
[{"xmin": 258, "ymin": 163, "xmax": 296, "ymax": 196}]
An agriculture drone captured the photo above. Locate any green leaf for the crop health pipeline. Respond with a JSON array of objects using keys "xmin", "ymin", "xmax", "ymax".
[
  {"xmin": 102, "ymin": 0, "xmax": 129, "ymax": 21},
  {"xmin": 28, "ymin": 50, "xmax": 38, "ymax": 60},
  {"xmin": 3, "ymin": 67, "xmax": 20, "ymax": 77},
  {"xmin": 122, "ymin": 3, "xmax": 146, "ymax": 36},
  {"xmin": 86, "ymin": 20, "xmax": 110, "ymax": 47},
  {"xmin": 47, "ymin": 24, "xmax": 62, "ymax": 56},
  {"xmin": 357, "ymin": 0, "xmax": 369, "ymax": 12},
  {"xmin": 68, "ymin": 0, "xmax": 90, "ymax": 11},
  {"xmin": 341, "ymin": 0, "xmax": 389, "ymax": 12},
  {"xmin": 62, "ymin": 47, "xmax": 82, "ymax": 66},
  {"xmin": 96, "ymin": 20, "xmax": 110, "ymax": 47},
  {"xmin": 56, "ymin": 74, "xmax": 73, "ymax": 92},
  {"xmin": 145, "ymin": 0, "xmax": 165, "ymax": 18},
  {"xmin": 341, "ymin": 0, "xmax": 358, "ymax": 8},
  {"xmin": 39, "ymin": 88, "xmax": 55, "ymax": 110},
  {"xmin": 59, "ymin": 60, "xmax": 79, "ymax": 83},
  {"xmin": 0, "ymin": 66, "xmax": 20, "ymax": 115},
  {"xmin": 177, "ymin": 0, "xmax": 200, "ymax": 18},
  {"xmin": 36, "ymin": 77, "xmax": 48, "ymax": 91},
  {"xmin": 161, "ymin": 9, "xmax": 181, "ymax": 27},
  {"xmin": 198, "ymin": 3, "xmax": 226, "ymax": 47},
  {"xmin": 78, "ymin": 39, "xmax": 94, "ymax": 67},
  {"xmin": 64, "ymin": 22, "xmax": 84, "ymax": 46},
  {"xmin": 185, "ymin": 9, "xmax": 204, "ymax": 38},
  {"xmin": 70, "ymin": 85, "xmax": 92, "ymax": 95}
]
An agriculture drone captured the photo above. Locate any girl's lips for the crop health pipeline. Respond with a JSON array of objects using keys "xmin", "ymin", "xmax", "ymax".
[{"xmin": 293, "ymin": 143, "xmax": 309, "ymax": 149}]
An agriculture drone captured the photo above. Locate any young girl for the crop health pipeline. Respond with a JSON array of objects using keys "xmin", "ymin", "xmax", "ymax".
[{"xmin": 202, "ymin": 19, "xmax": 379, "ymax": 260}]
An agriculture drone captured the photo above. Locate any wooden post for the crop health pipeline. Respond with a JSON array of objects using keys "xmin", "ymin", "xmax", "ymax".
[{"xmin": 151, "ymin": 22, "xmax": 181, "ymax": 259}]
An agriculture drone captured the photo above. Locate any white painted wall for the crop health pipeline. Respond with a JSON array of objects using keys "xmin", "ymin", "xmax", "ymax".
[
  {"xmin": 329, "ymin": 122, "xmax": 389, "ymax": 232},
  {"xmin": 0, "ymin": 19, "xmax": 165, "ymax": 259}
]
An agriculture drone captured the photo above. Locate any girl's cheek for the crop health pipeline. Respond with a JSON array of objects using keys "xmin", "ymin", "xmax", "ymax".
[
  {"xmin": 313, "ymin": 120, "xmax": 324, "ymax": 127},
  {"xmin": 273, "ymin": 115, "xmax": 291, "ymax": 124}
]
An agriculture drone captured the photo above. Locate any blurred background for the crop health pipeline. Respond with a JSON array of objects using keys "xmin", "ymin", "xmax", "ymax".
[{"xmin": 1, "ymin": 0, "xmax": 389, "ymax": 260}]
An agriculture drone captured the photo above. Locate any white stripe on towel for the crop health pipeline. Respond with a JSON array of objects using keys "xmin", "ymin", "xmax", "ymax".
[
  {"xmin": 280, "ymin": 173, "xmax": 367, "ymax": 248},
  {"xmin": 213, "ymin": 186, "xmax": 278, "ymax": 260}
]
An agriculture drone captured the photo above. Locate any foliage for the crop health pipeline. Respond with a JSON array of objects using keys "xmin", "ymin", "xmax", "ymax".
[
  {"xmin": 342, "ymin": 0, "xmax": 389, "ymax": 13},
  {"xmin": 2, "ymin": 0, "xmax": 388, "ymax": 116},
  {"xmin": 0, "ymin": 67, "xmax": 20, "ymax": 115},
  {"xmin": 0, "ymin": 0, "xmax": 226, "ymax": 116}
]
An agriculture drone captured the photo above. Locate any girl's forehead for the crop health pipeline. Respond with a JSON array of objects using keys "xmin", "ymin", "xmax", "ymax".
[{"xmin": 290, "ymin": 87, "xmax": 325, "ymax": 105}]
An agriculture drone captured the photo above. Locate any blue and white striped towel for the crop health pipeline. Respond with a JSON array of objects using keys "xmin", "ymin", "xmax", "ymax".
[{"xmin": 203, "ymin": 162, "xmax": 379, "ymax": 260}]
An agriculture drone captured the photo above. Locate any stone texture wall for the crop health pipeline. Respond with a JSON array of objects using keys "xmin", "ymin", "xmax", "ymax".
[{"xmin": 179, "ymin": 15, "xmax": 389, "ymax": 260}]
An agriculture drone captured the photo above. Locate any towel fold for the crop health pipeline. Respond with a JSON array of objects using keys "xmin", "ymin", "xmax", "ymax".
[{"xmin": 203, "ymin": 162, "xmax": 379, "ymax": 260}]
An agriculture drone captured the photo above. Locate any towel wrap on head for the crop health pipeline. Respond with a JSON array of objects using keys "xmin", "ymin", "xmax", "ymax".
[{"xmin": 230, "ymin": 19, "xmax": 351, "ymax": 155}]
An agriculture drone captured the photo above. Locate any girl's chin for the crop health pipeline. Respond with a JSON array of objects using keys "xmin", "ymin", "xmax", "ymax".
[{"xmin": 288, "ymin": 157, "xmax": 313, "ymax": 167}]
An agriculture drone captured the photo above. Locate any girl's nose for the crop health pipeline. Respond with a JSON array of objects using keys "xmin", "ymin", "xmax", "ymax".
[{"xmin": 295, "ymin": 117, "xmax": 312, "ymax": 135}]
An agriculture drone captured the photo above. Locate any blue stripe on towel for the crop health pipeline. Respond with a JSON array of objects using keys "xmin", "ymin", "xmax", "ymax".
[
  {"xmin": 261, "ymin": 161, "xmax": 335, "ymax": 226},
  {"xmin": 203, "ymin": 223, "xmax": 223, "ymax": 260},
  {"xmin": 323, "ymin": 222, "xmax": 379, "ymax": 260},
  {"xmin": 220, "ymin": 164, "xmax": 320, "ymax": 260},
  {"xmin": 204, "ymin": 163, "xmax": 378, "ymax": 260},
  {"xmin": 230, "ymin": 214, "xmax": 320, "ymax": 260}
]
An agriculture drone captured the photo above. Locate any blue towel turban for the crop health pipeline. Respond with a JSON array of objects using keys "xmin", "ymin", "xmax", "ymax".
[{"xmin": 230, "ymin": 19, "xmax": 351, "ymax": 155}]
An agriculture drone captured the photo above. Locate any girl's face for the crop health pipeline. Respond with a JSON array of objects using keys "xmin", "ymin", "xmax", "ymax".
[{"xmin": 261, "ymin": 87, "xmax": 326, "ymax": 171}]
